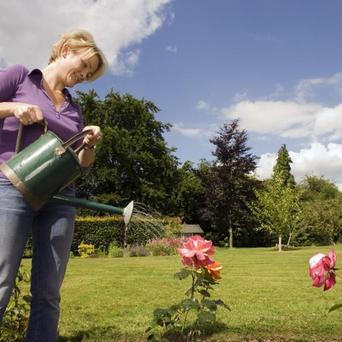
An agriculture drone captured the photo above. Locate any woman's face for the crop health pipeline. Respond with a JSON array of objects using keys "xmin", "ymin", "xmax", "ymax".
[{"xmin": 61, "ymin": 50, "xmax": 100, "ymax": 87}]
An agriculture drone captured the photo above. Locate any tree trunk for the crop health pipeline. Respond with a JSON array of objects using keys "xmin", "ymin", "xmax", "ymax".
[
  {"xmin": 229, "ymin": 214, "xmax": 233, "ymax": 248},
  {"xmin": 286, "ymin": 233, "xmax": 292, "ymax": 247},
  {"xmin": 278, "ymin": 235, "xmax": 282, "ymax": 252}
]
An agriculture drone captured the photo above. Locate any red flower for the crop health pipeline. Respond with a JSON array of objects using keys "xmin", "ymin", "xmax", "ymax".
[
  {"xmin": 177, "ymin": 235, "xmax": 215, "ymax": 269},
  {"xmin": 309, "ymin": 250, "xmax": 337, "ymax": 291},
  {"xmin": 206, "ymin": 261, "xmax": 223, "ymax": 279}
]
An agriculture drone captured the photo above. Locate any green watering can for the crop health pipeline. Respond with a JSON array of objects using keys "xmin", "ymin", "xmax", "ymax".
[{"xmin": 0, "ymin": 121, "xmax": 134, "ymax": 225}]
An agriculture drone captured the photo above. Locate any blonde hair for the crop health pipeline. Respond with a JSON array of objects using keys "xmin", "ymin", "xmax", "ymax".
[{"xmin": 49, "ymin": 29, "xmax": 108, "ymax": 81}]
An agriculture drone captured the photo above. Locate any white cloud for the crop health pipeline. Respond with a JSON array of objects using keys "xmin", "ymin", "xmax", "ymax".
[
  {"xmin": 0, "ymin": 0, "xmax": 171, "ymax": 75},
  {"xmin": 255, "ymin": 153, "xmax": 277, "ymax": 179},
  {"xmin": 222, "ymin": 100, "xmax": 342, "ymax": 140},
  {"xmin": 114, "ymin": 49, "xmax": 141, "ymax": 76},
  {"xmin": 165, "ymin": 45, "xmax": 177, "ymax": 53},
  {"xmin": 222, "ymin": 100, "xmax": 320, "ymax": 137},
  {"xmin": 224, "ymin": 73, "xmax": 342, "ymax": 187},
  {"xmin": 256, "ymin": 142, "xmax": 342, "ymax": 186},
  {"xmin": 295, "ymin": 72, "xmax": 342, "ymax": 102},
  {"xmin": 171, "ymin": 123, "xmax": 204, "ymax": 137},
  {"xmin": 196, "ymin": 100, "xmax": 210, "ymax": 110},
  {"xmin": 167, "ymin": 11, "xmax": 176, "ymax": 26}
]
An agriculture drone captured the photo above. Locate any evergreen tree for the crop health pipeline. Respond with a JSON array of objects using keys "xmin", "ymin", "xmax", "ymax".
[
  {"xmin": 204, "ymin": 120, "xmax": 258, "ymax": 247},
  {"xmin": 272, "ymin": 144, "xmax": 295, "ymax": 187}
]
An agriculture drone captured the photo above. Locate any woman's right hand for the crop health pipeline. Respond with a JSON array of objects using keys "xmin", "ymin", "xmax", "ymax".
[{"xmin": 13, "ymin": 103, "xmax": 43, "ymax": 125}]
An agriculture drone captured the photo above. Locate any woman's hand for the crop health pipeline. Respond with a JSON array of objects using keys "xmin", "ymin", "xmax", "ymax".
[
  {"xmin": 82, "ymin": 125, "xmax": 102, "ymax": 149},
  {"xmin": 78, "ymin": 125, "xmax": 102, "ymax": 168},
  {"xmin": 13, "ymin": 103, "xmax": 44, "ymax": 125}
]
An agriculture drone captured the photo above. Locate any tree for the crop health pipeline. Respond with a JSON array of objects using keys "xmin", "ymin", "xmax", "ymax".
[
  {"xmin": 251, "ymin": 144, "xmax": 301, "ymax": 251},
  {"xmin": 251, "ymin": 175, "xmax": 301, "ymax": 251},
  {"xmin": 299, "ymin": 175, "xmax": 340, "ymax": 202},
  {"xmin": 272, "ymin": 144, "xmax": 295, "ymax": 187},
  {"xmin": 203, "ymin": 120, "xmax": 258, "ymax": 248},
  {"xmin": 300, "ymin": 198, "xmax": 342, "ymax": 245},
  {"xmin": 173, "ymin": 161, "xmax": 205, "ymax": 223},
  {"xmin": 298, "ymin": 175, "xmax": 342, "ymax": 245},
  {"xmin": 74, "ymin": 90, "xmax": 180, "ymax": 214}
]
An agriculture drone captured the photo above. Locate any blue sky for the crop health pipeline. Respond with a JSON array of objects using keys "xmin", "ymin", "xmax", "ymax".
[{"xmin": 2, "ymin": 1, "xmax": 342, "ymax": 185}]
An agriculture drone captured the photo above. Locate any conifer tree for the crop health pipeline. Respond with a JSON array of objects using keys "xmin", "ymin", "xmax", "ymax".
[
  {"xmin": 272, "ymin": 144, "xmax": 295, "ymax": 187},
  {"xmin": 204, "ymin": 120, "xmax": 258, "ymax": 248}
]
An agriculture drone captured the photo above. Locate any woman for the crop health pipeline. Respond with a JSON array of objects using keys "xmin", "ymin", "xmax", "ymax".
[{"xmin": 0, "ymin": 29, "xmax": 107, "ymax": 340}]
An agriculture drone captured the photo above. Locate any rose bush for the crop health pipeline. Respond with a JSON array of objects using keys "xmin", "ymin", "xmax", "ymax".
[{"xmin": 147, "ymin": 235, "xmax": 229, "ymax": 341}]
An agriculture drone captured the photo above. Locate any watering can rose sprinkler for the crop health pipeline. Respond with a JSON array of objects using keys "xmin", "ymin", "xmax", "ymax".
[{"xmin": 0, "ymin": 121, "xmax": 134, "ymax": 225}]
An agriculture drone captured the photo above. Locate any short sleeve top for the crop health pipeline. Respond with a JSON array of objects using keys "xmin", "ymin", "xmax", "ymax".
[{"xmin": 0, "ymin": 64, "xmax": 84, "ymax": 164}]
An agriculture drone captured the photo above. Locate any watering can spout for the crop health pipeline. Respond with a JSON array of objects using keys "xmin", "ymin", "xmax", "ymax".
[{"xmin": 50, "ymin": 195, "xmax": 134, "ymax": 225}]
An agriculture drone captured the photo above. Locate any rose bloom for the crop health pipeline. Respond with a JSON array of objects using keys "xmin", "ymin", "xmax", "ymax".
[
  {"xmin": 206, "ymin": 261, "xmax": 223, "ymax": 279},
  {"xmin": 177, "ymin": 235, "xmax": 215, "ymax": 269},
  {"xmin": 309, "ymin": 250, "xmax": 337, "ymax": 291}
]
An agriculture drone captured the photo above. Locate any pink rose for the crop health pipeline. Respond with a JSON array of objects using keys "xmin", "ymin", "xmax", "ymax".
[
  {"xmin": 177, "ymin": 235, "xmax": 215, "ymax": 269},
  {"xmin": 309, "ymin": 250, "xmax": 337, "ymax": 291}
]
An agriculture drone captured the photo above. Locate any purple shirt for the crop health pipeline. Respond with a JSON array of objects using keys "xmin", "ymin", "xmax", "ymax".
[{"xmin": 0, "ymin": 64, "xmax": 84, "ymax": 165}]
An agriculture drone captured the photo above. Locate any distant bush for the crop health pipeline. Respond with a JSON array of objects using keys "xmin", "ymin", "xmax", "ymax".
[
  {"xmin": 163, "ymin": 217, "xmax": 183, "ymax": 237},
  {"xmin": 146, "ymin": 237, "xmax": 183, "ymax": 256},
  {"xmin": 125, "ymin": 245, "xmax": 150, "ymax": 257},
  {"xmin": 73, "ymin": 216, "xmax": 125, "ymax": 255},
  {"xmin": 78, "ymin": 242, "xmax": 96, "ymax": 258},
  {"xmin": 73, "ymin": 216, "xmax": 183, "ymax": 255},
  {"xmin": 108, "ymin": 242, "xmax": 124, "ymax": 258}
]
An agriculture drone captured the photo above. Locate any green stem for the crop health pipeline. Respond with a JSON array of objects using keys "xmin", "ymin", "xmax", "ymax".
[
  {"xmin": 190, "ymin": 272, "xmax": 195, "ymax": 300},
  {"xmin": 182, "ymin": 272, "xmax": 196, "ymax": 333}
]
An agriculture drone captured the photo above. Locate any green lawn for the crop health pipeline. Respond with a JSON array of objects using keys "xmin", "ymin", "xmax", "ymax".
[{"xmin": 24, "ymin": 246, "xmax": 342, "ymax": 341}]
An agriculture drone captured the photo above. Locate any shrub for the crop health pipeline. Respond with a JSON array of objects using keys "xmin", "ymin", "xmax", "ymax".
[
  {"xmin": 108, "ymin": 242, "xmax": 124, "ymax": 258},
  {"xmin": 23, "ymin": 237, "xmax": 32, "ymax": 258},
  {"xmin": 73, "ymin": 216, "xmax": 125, "ymax": 255},
  {"xmin": 146, "ymin": 237, "xmax": 183, "ymax": 256},
  {"xmin": 78, "ymin": 242, "xmax": 96, "ymax": 258},
  {"xmin": 163, "ymin": 217, "xmax": 183, "ymax": 237},
  {"xmin": 73, "ymin": 216, "xmax": 168, "ymax": 254},
  {"xmin": 1, "ymin": 265, "xmax": 31, "ymax": 341},
  {"xmin": 125, "ymin": 245, "xmax": 150, "ymax": 257}
]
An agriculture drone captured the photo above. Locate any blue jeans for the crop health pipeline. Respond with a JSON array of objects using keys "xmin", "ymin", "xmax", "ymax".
[{"xmin": 0, "ymin": 178, "xmax": 76, "ymax": 341}]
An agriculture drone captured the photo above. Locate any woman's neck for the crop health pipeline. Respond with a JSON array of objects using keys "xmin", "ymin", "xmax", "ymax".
[{"xmin": 42, "ymin": 63, "xmax": 65, "ymax": 93}]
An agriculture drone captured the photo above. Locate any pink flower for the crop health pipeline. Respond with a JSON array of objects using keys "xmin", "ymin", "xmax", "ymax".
[
  {"xmin": 309, "ymin": 250, "xmax": 337, "ymax": 291},
  {"xmin": 177, "ymin": 235, "xmax": 215, "ymax": 269}
]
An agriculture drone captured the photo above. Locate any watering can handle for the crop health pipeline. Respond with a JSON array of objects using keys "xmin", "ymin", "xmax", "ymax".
[
  {"xmin": 61, "ymin": 129, "xmax": 93, "ymax": 151},
  {"xmin": 15, "ymin": 120, "xmax": 92, "ymax": 154},
  {"xmin": 15, "ymin": 120, "xmax": 48, "ymax": 154}
]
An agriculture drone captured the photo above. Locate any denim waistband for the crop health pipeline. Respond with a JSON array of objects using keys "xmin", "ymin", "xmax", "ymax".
[{"xmin": 0, "ymin": 177, "xmax": 76, "ymax": 197}]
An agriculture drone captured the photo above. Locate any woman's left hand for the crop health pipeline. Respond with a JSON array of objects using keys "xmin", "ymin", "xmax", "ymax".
[{"xmin": 82, "ymin": 125, "xmax": 102, "ymax": 149}]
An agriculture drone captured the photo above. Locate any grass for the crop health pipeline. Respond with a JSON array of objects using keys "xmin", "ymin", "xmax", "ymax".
[{"xmin": 22, "ymin": 246, "xmax": 342, "ymax": 341}]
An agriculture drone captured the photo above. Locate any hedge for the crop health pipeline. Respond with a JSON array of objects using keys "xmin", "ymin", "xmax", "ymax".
[
  {"xmin": 72, "ymin": 216, "xmax": 125, "ymax": 254},
  {"xmin": 72, "ymin": 215, "xmax": 167, "ymax": 254},
  {"xmin": 23, "ymin": 216, "xmax": 182, "ymax": 257}
]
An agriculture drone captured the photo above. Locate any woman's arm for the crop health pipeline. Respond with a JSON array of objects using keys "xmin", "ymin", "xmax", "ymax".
[
  {"xmin": 0, "ymin": 102, "xmax": 43, "ymax": 124},
  {"xmin": 78, "ymin": 125, "xmax": 102, "ymax": 168}
]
